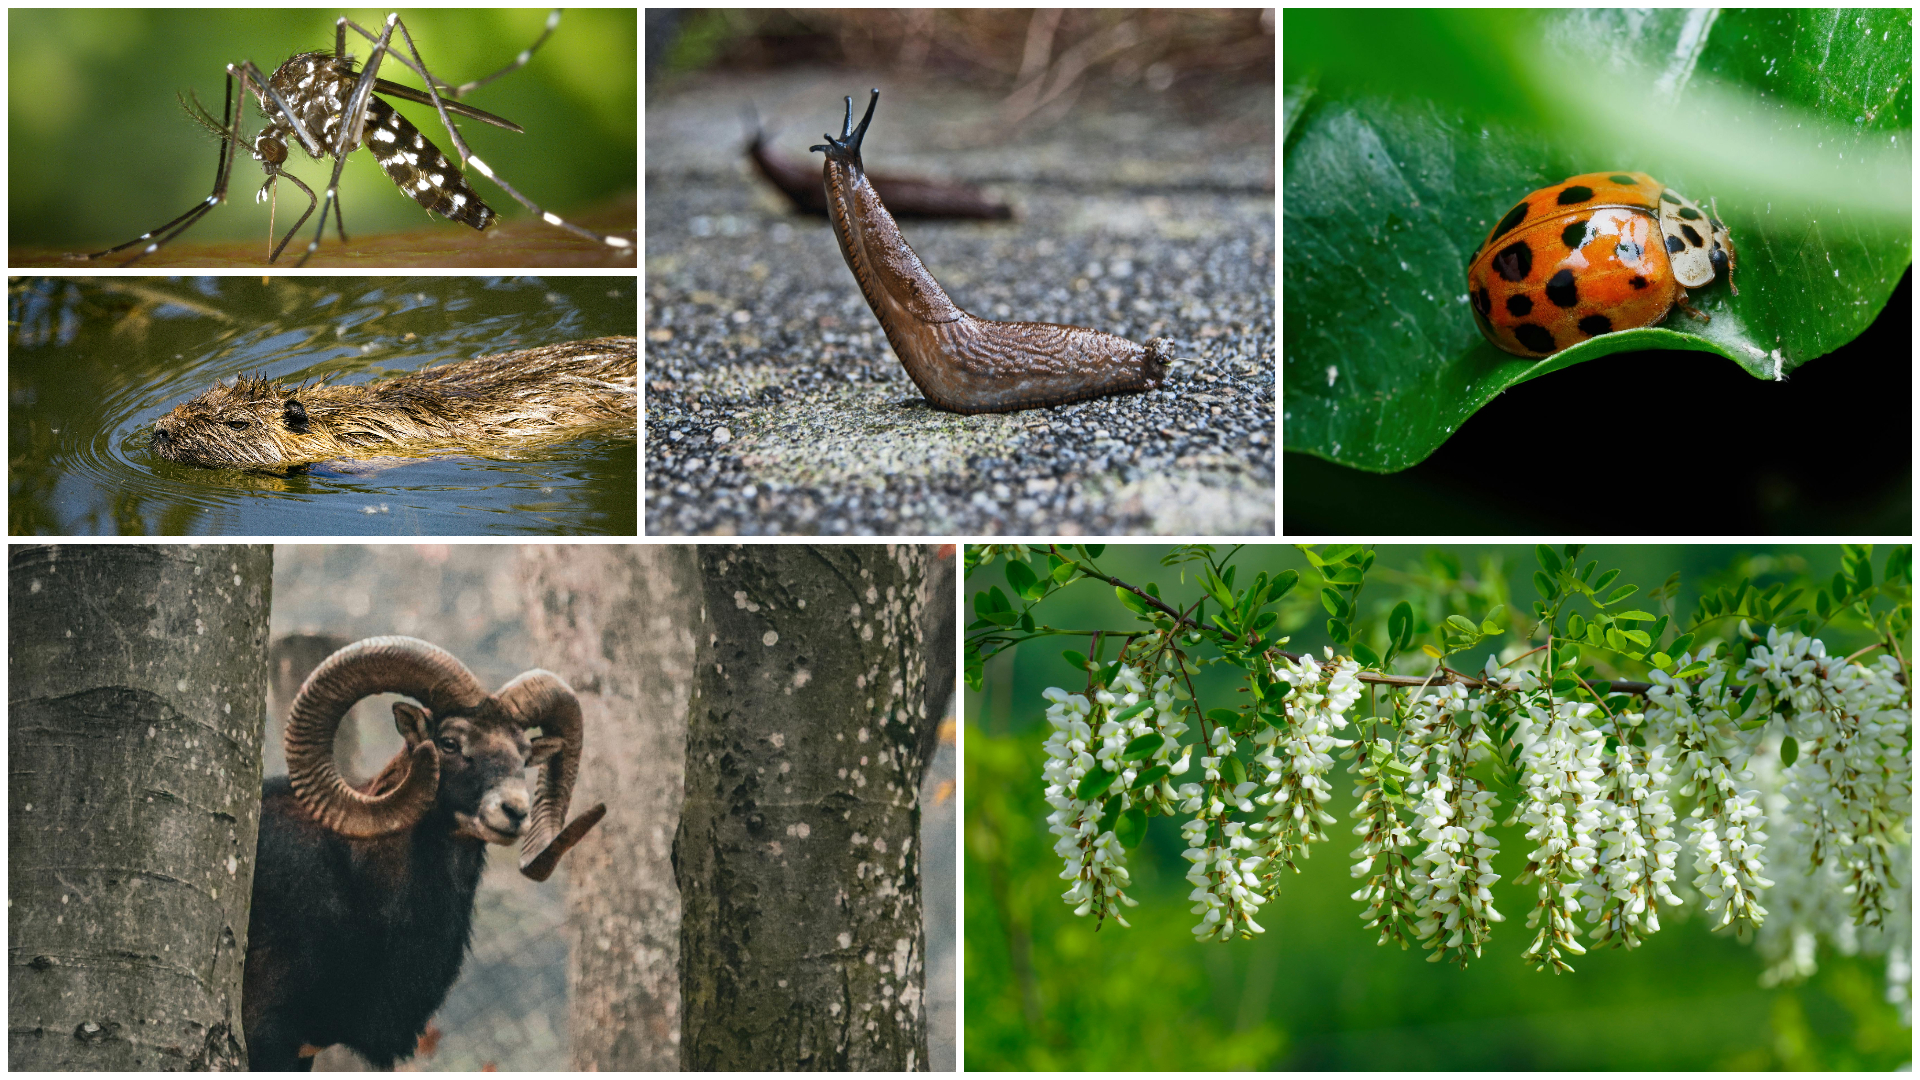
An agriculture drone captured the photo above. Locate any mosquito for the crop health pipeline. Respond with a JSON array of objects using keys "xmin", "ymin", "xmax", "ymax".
[{"xmin": 69, "ymin": 10, "xmax": 634, "ymax": 266}]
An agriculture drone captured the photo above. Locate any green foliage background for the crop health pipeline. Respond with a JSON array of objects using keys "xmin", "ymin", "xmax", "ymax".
[
  {"xmin": 1282, "ymin": 9, "xmax": 1911, "ymax": 472},
  {"xmin": 965, "ymin": 544, "xmax": 1910, "ymax": 1069}
]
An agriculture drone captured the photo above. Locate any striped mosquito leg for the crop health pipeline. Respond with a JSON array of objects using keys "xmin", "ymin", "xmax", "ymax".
[
  {"xmin": 383, "ymin": 15, "xmax": 634, "ymax": 252},
  {"xmin": 364, "ymin": 98, "xmax": 496, "ymax": 230}
]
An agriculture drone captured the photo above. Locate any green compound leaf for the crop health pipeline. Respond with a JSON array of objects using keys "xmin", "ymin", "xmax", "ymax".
[
  {"xmin": 1284, "ymin": 8, "xmax": 1911, "ymax": 472},
  {"xmin": 1123, "ymin": 732, "xmax": 1166, "ymax": 759},
  {"xmin": 1114, "ymin": 805, "xmax": 1149, "ymax": 849}
]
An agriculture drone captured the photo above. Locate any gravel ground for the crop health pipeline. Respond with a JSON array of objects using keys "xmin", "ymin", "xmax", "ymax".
[{"xmin": 645, "ymin": 72, "xmax": 1275, "ymax": 536}]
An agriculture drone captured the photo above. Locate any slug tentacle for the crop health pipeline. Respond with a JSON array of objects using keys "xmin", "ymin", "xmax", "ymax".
[{"xmin": 811, "ymin": 88, "xmax": 1172, "ymax": 414}]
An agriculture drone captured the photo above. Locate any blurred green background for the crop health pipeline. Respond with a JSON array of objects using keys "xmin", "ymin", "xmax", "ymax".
[
  {"xmin": 965, "ymin": 544, "xmax": 1910, "ymax": 1069},
  {"xmin": 9, "ymin": 8, "xmax": 635, "ymax": 250}
]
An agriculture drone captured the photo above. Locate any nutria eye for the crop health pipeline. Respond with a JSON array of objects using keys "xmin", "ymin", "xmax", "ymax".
[
  {"xmin": 225, "ymin": 420, "xmax": 250, "ymax": 430},
  {"xmin": 437, "ymin": 736, "xmax": 460, "ymax": 753}
]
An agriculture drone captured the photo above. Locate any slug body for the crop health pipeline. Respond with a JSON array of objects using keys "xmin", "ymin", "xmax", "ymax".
[{"xmin": 811, "ymin": 90, "xmax": 1171, "ymax": 414}]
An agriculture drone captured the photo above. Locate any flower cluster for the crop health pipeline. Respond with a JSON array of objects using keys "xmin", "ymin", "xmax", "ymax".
[
  {"xmin": 1643, "ymin": 652, "xmax": 1772, "ymax": 935},
  {"xmin": 1400, "ymin": 678, "xmax": 1505, "ymax": 966},
  {"xmin": 1034, "ymin": 620, "xmax": 1908, "ymax": 999},
  {"xmin": 1506, "ymin": 681, "xmax": 1609, "ymax": 973},
  {"xmin": 1739, "ymin": 627, "xmax": 1912, "ymax": 1019},
  {"xmin": 1252, "ymin": 652, "xmax": 1362, "ymax": 874},
  {"xmin": 1582, "ymin": 726, "xmax": 1681, "ymax": 951},
  {"xmin": 1041, "ymin": 661, "xmax": 1188, "ymax": 927}
]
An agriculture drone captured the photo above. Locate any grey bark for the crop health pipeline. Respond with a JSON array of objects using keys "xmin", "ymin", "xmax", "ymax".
[
  {"xmin": 8, "ymin": 544, "xmax": 272, "ymax": 1071},
  {"xmin": 519, "ymin": 546, "xmax": 694, "ymax": 1071},
  {"xmin": 677, "ymin": 544, "xmax": 934, "ymax": 1071}
]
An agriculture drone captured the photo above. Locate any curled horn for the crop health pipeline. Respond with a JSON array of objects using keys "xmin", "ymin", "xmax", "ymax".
[
  {"xmin": 495, "ymin": 670, "xmax": 606, "ymax": 881},
  {"xmin": 285, "ymin": 636, "xmax": 489, "ymax": 839}
]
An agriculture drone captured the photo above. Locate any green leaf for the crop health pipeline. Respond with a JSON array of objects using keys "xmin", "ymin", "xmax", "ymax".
[
  {"xmin": 1388, "ymin": 600, "xmax": 1413, "ymax": 647},
  {"xmin": 1621, "ymin": 629, "xmax": 1651, "ymax": 648},
  {"xmin": 1130, "ymin": 764, "xmax": 1172, "ymax": 790},
  {"xmin": 1206, "ymin": 708, "xmax": 1243, "ymax": 726},
  {"xmin": 983, "ymin": 586, "xmax": 1012, "ymax": 612},
  {"xmin": 1737, "ymin": 683, "xmax": 1760, "ymax": 717},
  {"xmin": 1004, "ymin": 558, "xmax": 1038, "ymax": 597},
  {"xmin": 1115, "ymin": 586, "xmax": 1150, "ymax": 616},
  {"xmin": 1535, "ymin": 544, "xmax": 1562, "ymax": 576},
  {"xmin": 1320, "ymin": 587, "xmax": 1346, "ymax": 617},
  {"xmin": 1110, "ymin": 702, "xmax": 1153, "ymax": 725},
  {"xmin": 1062, "ymin": 649, "xmax": 1089, "ymax": 671},
  {"xmin": 1533, "ymin": 571, "xmax": 1555, "ymax": 599},
  {"xmin": 1283, "ymin": 8, "xmax": 1910, "ymax": 473},
  {"xmin": 1098, "ymin": 796, "xmax": 1123, "ymax": 836},
  {"xmin": 1327, "ymin": 618, "xmax": 1350, "ymax": 644},
  {"xmin": 1226, "ymin": 754, "xmax": 1248, "ymax": 787},
  {"xmin": 1077, "ymin": 766, "xmax": 1120, "ymax": 802},
  {"xmin": 1676, "ymin": 661, "xmax": 1710, "ymax": 679},
  {"xmin": 1445, "ymin": 614, "xmax": 1478, "ymax": 635},
  {"xmin": 1084, "ymin": 544, "xmax": 1105, "ymax": 558},
  {"xmin": 1667, "ymin": 632, "xmax": 1695, "ymax": 658},
  {"xmin": 1603, "ymin": 584, "xmax": 1640, "ymax": 605},
  {"xmin": 1269, "ymin": 569, "xmax": 1301, "ymax": 602},
  {"xmin": 1592, "ymin": 568, "xmax": 1620, "ymax": 594},
  {"xmin": 1123, "ymin": 732, "xmax": 1166, "ymax": 759},
  {"xmin": 1612, "ymin": 609, "xmax": 1656, "ymax": 622},
  {"xmin": 1351, "ymin": 641, "xmax": 1381, "ymax": 668},
  {"xmin": 1052, "ymin": 560, "xmax": 1078, "ymax": 583},
  {"xmin": 1115, "ymin": 806, "xmax": 1149, "ymax": 849},
  {"xmin": 1567, "ymin": 613, "xmax": 1586, "ymax": 638}
]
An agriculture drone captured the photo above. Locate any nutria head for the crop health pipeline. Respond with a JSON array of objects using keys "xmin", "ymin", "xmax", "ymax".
[{"xmin": 151, "ymin": 374, "xmax": 330, "ymax": 468}]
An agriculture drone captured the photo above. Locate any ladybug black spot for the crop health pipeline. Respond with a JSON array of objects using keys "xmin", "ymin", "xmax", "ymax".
[
  {"xmin": 1659, "ymin": 190, "xmax": 1681, "ymax": 204},
  {"xmin": 1505, "ymin": 293, "xmax": 1533, "ymax": 317},
  {"xmin": 1557, "ymin": 185, "xmax": 1594, "ymax": 205},
  {"xmin": 1710, "ymin": 216, "xmax": 1726, "ymax": 231},
  {"xmin": 1616, "ymin": 238, "xmax": 1644, "ymax": 263},
  {"xmin": 1629, "ymin": 274, "xmax": 1649, "ymax": 289},
  {"xmin": 1560, "ymin": 221, "xmax": 1592, "ymax": 250},
  {"xmin": 1545, "ymin": 268, "xmax": 1579, "ymax": 308},
  {"xmin": 1677, "ymin": 206, "xmax": 1703, "ymax": 220},
  {"xmin": 1513, "ymin": 324, "xmax": 1556, "ymax": 354},
  {"xmin": 1665, "ymin": 233, "xmax": 1686, "ymax": 254},
  {"xmin": 1491, "ymin": 240, "xmax": 1533, "ymax": 283},
  {"xmin": 1608, "ymin": 173, "xmax": 1637, "ymax": 185},
  {"xmin": 1680, "ymin": 223, "xmax": 1705, "ymax": 247},
  {"xmin": 1490, "ymin": 201, "xmax": 1531, "ymax": 242},
  {"xmin": 1577, "ymin": 314, "xmax": 1613, "ymax": 337}
]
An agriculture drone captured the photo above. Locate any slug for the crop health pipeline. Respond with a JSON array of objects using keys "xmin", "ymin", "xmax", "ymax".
[
  {"xmin": 748, "ymin": 126, "xmax": 1012, "ymax": 219},
  {"xmin": 811, "ymin": 89, "xmax": 1173, "ymax": 414}
]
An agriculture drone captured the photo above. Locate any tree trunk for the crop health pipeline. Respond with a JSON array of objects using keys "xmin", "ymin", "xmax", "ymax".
[
  {"xmin": 8, "ymin": 544, "xmax": 272, "ymax": 1070},
  {"xmin": 677, "ymin": 545, "xmax": 934, "ymax": 1071},
  {"xmin": 519, "ymin": 545, "xmax": 696, "ymax": 1071}
]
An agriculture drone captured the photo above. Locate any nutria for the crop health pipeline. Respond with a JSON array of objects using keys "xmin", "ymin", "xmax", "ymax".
[{"xmin": 151, "ymin": 336, "xmax": 636, "ymax": 468}]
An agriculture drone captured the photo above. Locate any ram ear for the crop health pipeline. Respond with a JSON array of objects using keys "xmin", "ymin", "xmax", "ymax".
[
  {"xmin": 528, "ymin": 735, "xmax": 565, "ymax": 767},
  {"xmin": 393, "ymin": 701, "xmax": 434, "ymax": 746}
]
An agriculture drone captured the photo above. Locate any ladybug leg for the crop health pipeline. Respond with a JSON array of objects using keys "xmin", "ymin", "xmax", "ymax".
[{"xmin": 1674, "ymin": 289, "xmax": 1712, "ymax": 324}]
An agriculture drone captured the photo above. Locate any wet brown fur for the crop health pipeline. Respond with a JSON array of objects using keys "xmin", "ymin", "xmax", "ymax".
[{"xmin": 152, "ymin": 336, "xmax": 637, "ymax": 468}]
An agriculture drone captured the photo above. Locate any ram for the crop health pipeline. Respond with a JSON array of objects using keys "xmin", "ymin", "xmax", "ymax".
[{"xmin": 244, "ymin": 636, "xmax": 605, "ymax": 1070}]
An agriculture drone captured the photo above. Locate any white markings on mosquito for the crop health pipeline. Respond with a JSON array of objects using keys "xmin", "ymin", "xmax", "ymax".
[
  {"xmin": 429, "ymin": 173, "xmax": 445, "ymax": 187},
  {"xmin": 451, "ymin": 193, "xmax": 467, "ymax": 208},
  {"xmin": 371, "ymin": 126, "xmax": 396, "ymax": 143}
]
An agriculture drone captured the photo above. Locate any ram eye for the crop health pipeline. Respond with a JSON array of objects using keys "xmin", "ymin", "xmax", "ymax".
[
  {"xmin": 436, "ymin": 736, "xmax": 460, "ymax": 753},
  {"xmin": 225, "ymin": 420, "xmax": 250, "ymax": 431}
]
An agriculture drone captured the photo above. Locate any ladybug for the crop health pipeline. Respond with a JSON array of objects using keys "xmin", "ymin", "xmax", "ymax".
[{"xmin": 1467, "ymin": 171, "xmax": 1736, "ymax": 357}]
